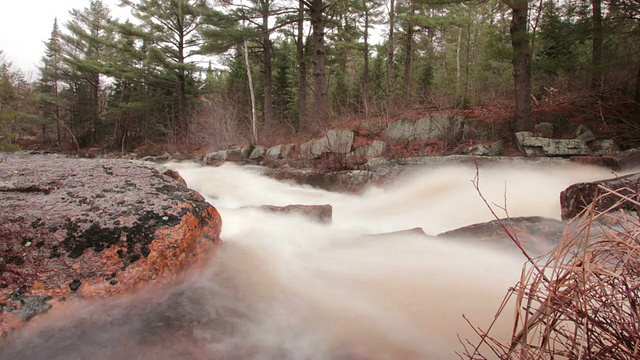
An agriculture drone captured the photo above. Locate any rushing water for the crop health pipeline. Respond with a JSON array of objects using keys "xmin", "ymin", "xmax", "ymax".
[{"xmin": 0, "ymin": 161, "xmax": 617, "ymax": 360}]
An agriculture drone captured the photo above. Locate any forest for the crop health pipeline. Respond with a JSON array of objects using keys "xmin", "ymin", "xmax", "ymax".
[{"xmin": 1, "ymin": 0, "xmax": 639, "ymax": 154}]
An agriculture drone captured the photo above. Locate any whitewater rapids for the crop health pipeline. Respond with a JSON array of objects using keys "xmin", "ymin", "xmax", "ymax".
[{"xmin": 0, "ymin": 161, "xmax": 616, "ymax": 359}]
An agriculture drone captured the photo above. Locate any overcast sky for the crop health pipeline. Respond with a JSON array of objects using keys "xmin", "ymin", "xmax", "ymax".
[{"xmin": 0, "ymin": 0, "xmax": 127, "ymax": 79}]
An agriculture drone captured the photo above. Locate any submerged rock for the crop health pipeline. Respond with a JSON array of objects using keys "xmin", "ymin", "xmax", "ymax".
[
  {"xmin": 0, "ymin": 154, "xmax": 222, "ymax": 335},
  {"xmin": 438, "ymin": 216, "xmax": 566, "ymax": 256},
  {"xmin": 259, "ymin": 204, "xmax": 332, "ymax": 223}
]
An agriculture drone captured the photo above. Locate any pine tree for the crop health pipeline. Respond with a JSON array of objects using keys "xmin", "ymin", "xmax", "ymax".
[
  {"xmin": 121, "ymin": 0, "xmax": 207, "ymax": 141},
  {"xmin": 62, "ymin": 0, "xmax": 114, "ymax": 146},
  {"xmin": 40, "ymin": 18, "xmax": 64, "ymax": 146}
]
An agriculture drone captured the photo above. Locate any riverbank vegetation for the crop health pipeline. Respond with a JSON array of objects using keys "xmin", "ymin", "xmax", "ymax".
[
  {"xmin": 1, "ymin": 0, "xmax": 640, "ymax": 155},
  {"xmin": 461, "ymin": 183, "xmax": 640, "ymax": 359}
]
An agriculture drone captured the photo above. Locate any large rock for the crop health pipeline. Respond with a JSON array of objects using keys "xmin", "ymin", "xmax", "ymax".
[
  {"xmin": 414, "ymin": 114, "xmax": 464, "ymax": 141},
  {"xmin": 354, "ymin": 140, "xmax": 388, "ymax": 158},
  {"xmin": 266, "ymin": 144, "xmax": 294, "ymax": 159},
  {"xmin": 325, "ymin": 129, "xmax": 354, "ymax": 154},
  {"xmin": 0, "ymin": 154, "xmax": 222, "ymax": 335},
  {"xmin": 438, "ymin": 217, "xmax": 566, "ymax": 256},
  {"xmin": 516, "ymin": 132, "xmax": 591, "ymax": 156},
  {"xmin": 560, "ymin": 172, "xmax": 640, "ymax": 220},
  {"xmin": 384, "ymin": 115, "xmax": 464, "ymax": 142},
  {"xmin": 300, "ymin": 138, "xmax": 329, "ymax": 159}
]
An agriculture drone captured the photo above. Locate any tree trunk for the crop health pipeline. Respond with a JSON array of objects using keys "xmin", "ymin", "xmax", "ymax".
[
  {"xmin": 310, "ymin": 0, "xmax": 328, "ymax": 128},
  {"xmin": 261, "ymin": 5, "xmax": 274, "ymax": 135},
  {"xmin": 90, "ymin": 73, "xmax": 100, "ymax": 146},
  {"xmin": 508, "ymin": 0, "xmax": 533, "ymax": 132},
  {"xmin": 363, "ymin": 1, "xmax": 370, "ymax": 110},
  {"xmin": 297, "ymin": 0, "xmax": 308, "ymax": 132},
  {"xmin": 243, "ymin": 40, "xmax": 258, "ymax": 144},
  {"xmin": 591, "ymin": 0, "xmax": 603, "ymax": 92},
  {"xmin": 387, "ymin": 0, "xmax": 395, "ymax": 96},
  {"xmin": 403, "ymin": 0, "xmax": 415, "ymax": 100},
  {"xmin": 55, "ymin": 79, "xmax": 61, "ymax": 147},
  {"xmin": 634, "ymin": 64, "xmax": 640, "ymax": 125}
]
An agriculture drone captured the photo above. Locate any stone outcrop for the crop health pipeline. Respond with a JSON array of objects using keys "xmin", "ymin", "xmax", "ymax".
[
  {"xmin": 560, "ymin": 172, "xmax": 640, "ymax": 220},
  {"xmin": 326, "ymin": 129, "xmax": 354, "ymax": 154},
  {"xmin": 516, "ymin": 131, "xmax": 592, "ymax": 157},
  {"xmin": 266, "ymin": 144, "xmax": 294, "ymax": 159},
  {"xmin": 0, "ymin": 154, "xmax": 222, "ymax": 335},
  {"xmin": 438, "ymin": 216, "xmax": 566, "ymax": 256},
  {"xmin": 384, "ymin": 114, "xmax": 464, "ymax": 142},
  {"xmin": 354, "ymin": 140, "xmax": 388, "ymax": 158}
]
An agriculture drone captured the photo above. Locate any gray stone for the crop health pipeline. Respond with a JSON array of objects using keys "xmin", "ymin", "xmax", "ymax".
[
  {"xmin": 384, "ymin": 119, "xmax": 415, "ymax": 141},
  {"xmin": 202, "ymin": 151, "xmax": 227, "ymax": 166},
  {"xmin": 226, "ymin": 148, "xmax": 248, "ymax": 162},
  {"xmin": 325, "ymin": 129, "xmax": 354, "ymax": 154},
  {"xmin": 414, "ymin": 114, "xmax": 464, "ymax": 141},
  {"xmin": 248, "ymin": 146, "xmax": 265, "ymax": 159},
  {"xmin": 575, "ymin": 124, "xmax": 595, "ymax": 143},
  {"xmin": 300, "ymin": 138, "xmax": 329, "ymax": 159},
  {"xmin": 266, "ymin": 144, "xmax": 294, "ymax": 159},
  {"xmin": 534, "ymin": 122, "xmax": 554, "ymax": 138},
  {"xmin": 516, "ymin": 132, "xmax": 591, "ymax": 157},
  {"xmin": 355, "ymin": 140, "xmax": 388, "ymax": 158}
]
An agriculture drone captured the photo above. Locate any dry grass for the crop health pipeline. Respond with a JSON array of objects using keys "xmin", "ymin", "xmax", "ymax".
[{"xmin": 460, "ymin": 184, "xmax": 640, "ymax": 359}]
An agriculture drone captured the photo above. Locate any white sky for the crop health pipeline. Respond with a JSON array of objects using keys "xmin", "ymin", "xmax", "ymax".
[{"xmin": 0, "ymin": 0, "xmax": 128, "ymax": 79}]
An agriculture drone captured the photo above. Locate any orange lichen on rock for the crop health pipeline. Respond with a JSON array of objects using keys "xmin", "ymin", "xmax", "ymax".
[{"xmin": 0, "ymin": 154, "xmax": 222, "ymax": 335}]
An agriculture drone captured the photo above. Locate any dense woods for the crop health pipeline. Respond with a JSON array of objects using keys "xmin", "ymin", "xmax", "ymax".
[{"xmin": 1, "ymin": 0, "xmax": 640, "ymax": 153}]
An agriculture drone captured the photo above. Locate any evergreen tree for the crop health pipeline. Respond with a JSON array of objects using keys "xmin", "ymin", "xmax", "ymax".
[
  {"xmin": 120, "ymin": 0, "xmax": 207, "ymax": 141},
  {"xmin": 40, "ymin": 18, "xmax": 65, "ymax": 146},
  {"xmin": 63, "ymin": 0, "xmax": 114, "ymax": 145}
]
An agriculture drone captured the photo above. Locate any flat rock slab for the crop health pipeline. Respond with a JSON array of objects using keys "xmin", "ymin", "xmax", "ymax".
[
  {"xmin": 560, "ymin": 172, "xmax": 640, "ymax": 220},
  {"xmin": 438, "ymin": 216, "xmax": 566, "ymax": 256},
  {"xmin": 0, "ymin": 154, "xmax": 221, "ymax": 335}
]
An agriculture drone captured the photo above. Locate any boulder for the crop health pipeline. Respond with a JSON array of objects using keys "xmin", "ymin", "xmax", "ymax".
[
  {"xmin": 326, "ymin": 130, "xmax": 354, "ymax": 154},
  {"xmin": 226, "ymin": 148, "xmax": 249, "ymax": 162},
  {"xmin": 438, "ymin": 217, "xmax": 566, "ymax": 256},
  {"xmin": 259, "ymin": 204, "xmax": 332, "ymax": 223},
  {"xmin": 413, "ymin": 114, "xmax": 464, "ymax": 141},
  {"xmin": 248, "ymin": 145, "xmax": 265, "ymax": 160},
  {"xmin": 516, "ymin": 132, "xmax": 591, "ymax": 156},
  {"xmin": 384, "ymin": 119, "xmax": 415, "ymax": 142},
  {"xmin": 354, "ymin": 140, "xmax": 388, "ymax": 158},
  {"xmin": 202, "ymin": 151, "xmax": 226, "ymax": 166},
  {"xmin": 0, "ymin": 154, "xmax": 222, "ymax": 335},
  {"xmin": 534, "ymin": 122, "xmax": 554, "ymax": 138},
  {"xmin": 384, "ymin": 115, "xmax": 464, "ymax": 143},
  {"xmin": 574, "ymin": 124, "xmax": 596, "ymax": 143},
  {"xmin": 560, "ymin": 172, "xmax": 640, "ymax": 220},
  {"xmin": 614, "ymin": 147, "xmax": 640, "ymax": 169},
  {"xmin": 300, "ymin": 138, "xmax": 329, "ymax": 159},
  {"xmin": 266, "ymin": 144, "xmax": 294, "ymax": 159}
]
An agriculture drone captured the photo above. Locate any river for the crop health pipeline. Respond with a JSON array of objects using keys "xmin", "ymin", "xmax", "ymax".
[{"xmin": 0, "ymin": 161, "xmax": 615, "ymax": 359}]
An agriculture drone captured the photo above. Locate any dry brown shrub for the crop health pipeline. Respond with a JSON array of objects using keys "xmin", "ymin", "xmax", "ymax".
[{"xmin": 461, "ymin": 185, "xmax": 640, "ymax": 359}]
